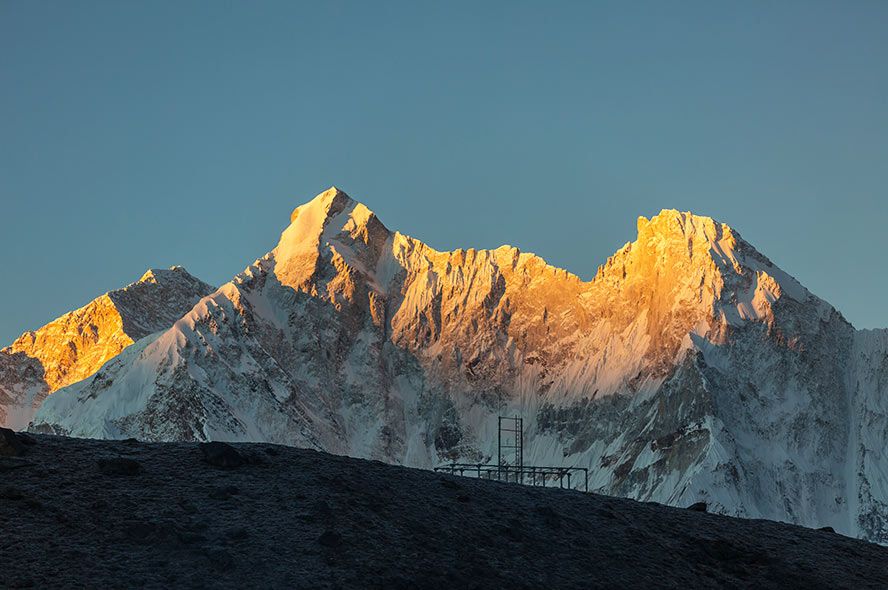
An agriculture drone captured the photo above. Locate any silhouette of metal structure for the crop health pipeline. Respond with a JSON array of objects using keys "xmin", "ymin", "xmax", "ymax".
[
  {"xmin": 434, "ymin": 415, "xmax": 589, "ymax": 492},
  {"xmin": 498, "ymin": 415, "xmax": 523, "ymax": 480}
]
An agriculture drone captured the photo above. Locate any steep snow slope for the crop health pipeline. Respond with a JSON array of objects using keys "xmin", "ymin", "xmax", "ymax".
[
  {"xmin": 4, "ymin": 434, "xmax": 888, "ymax": 590},
  {"xmin": 0, "ymin": 267, "xmax": 214, "ymax": 429},
  {"xmin": 32, "ymin": 187, "xmax": 888, "ymax": 543}
]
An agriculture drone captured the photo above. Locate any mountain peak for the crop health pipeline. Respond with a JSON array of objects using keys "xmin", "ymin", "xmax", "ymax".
[
  {"xmin": 280, "ymin": 187, "xmax": 381, "ymax": 247},
  {"xmin": 137, "ymin": 265, "xmax": 196, "ymax": 286},
  {"xmin": 290, "ymin": 186, "xmax": 355, "ymax": 224},
  {"xmin": 272, "ymin": 187, "xmax": 389, "ymax": 289},
  {"xmin": 633, "ymin": 209, "xmax": 742, "ymax": 267},
  {"xmin": 637, "ymin": 209, "xmax": 734, "ymax": 243}
]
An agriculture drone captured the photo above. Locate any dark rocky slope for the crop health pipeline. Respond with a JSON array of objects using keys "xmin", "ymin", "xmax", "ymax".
[{"xmin": 2, "ymin": 432, "xmax": 887, "ymax": 589}]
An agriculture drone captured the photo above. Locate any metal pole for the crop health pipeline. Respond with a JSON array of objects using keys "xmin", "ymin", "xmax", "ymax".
[
  {"xmin": 518, "ymin": 416, "xmax": 523, "ymax": 485},
  {"xmin": 497, "ymin": 416, "xmax": 502, "ymax": 481}
]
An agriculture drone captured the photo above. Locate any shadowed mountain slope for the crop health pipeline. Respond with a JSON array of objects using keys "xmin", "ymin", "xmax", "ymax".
[{"xmin": 2, "ymin": 433, "xmax": 887, "ymax": 589}]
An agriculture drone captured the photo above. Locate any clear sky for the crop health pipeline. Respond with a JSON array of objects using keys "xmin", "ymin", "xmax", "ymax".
[{"xmin": 1, "ymin": 1, "xmax": 887, "ymax": 344}]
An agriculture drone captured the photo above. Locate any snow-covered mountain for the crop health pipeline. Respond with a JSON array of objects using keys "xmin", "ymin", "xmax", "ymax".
[
  {"xmin": 29, "ymin": 187, "xmax": 888, "ymax": 543},
  {"xmin": 0, "ymin": 267, "xmax": 214, "ymax": 429}
]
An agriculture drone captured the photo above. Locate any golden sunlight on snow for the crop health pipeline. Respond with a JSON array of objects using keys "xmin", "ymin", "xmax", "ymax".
[{"xmin": 6, "ymin": 295, "xmax": 134, "ymax": 393}]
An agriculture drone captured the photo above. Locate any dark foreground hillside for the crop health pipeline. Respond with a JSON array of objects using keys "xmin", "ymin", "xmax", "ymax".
[{"xmin": 2, "ymin": 433, "xmax": 887, "ymax": 589}]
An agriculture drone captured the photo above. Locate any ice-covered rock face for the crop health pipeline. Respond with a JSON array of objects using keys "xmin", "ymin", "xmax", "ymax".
[
  {"xmin": 29, "ymin": 187, "xmax": 888, "ymax": 544},
  {"xmin": 0, "ymin": 267, "xmax": 214, "ymax": 430}
]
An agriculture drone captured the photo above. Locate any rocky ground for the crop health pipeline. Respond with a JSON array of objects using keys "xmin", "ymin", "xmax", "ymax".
[{"xmin": 2, "ymin": 430, "xmax": 887, "ymax": 589}]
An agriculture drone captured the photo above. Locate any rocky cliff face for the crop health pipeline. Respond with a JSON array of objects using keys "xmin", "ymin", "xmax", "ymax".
[
  {"xmin": 29, "ymin": 187, "xmax": 888, "ymax": 543},
  {"xmin": 0, "ymin": 267, "xmax": 214, "ymax": 429}
]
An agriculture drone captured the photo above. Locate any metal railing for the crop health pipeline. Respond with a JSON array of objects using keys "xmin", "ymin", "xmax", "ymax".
[{"xmin": 434, "ymin": 462, "xmax": 589, "ymax": 492}]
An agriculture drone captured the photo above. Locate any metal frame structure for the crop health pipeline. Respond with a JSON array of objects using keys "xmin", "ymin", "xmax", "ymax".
[
  {"xmin": 498, "ymin": 415, "xmax": 523, "ymax": 480},
  {"xmin": 434, "ymin": 462, "xmax": 589, "ymax": 492},
  {"xmin": 434, "ymin": 415, "xmax": 590, "ymax": 492}
]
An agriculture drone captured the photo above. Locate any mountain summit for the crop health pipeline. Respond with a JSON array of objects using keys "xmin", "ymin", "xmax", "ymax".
[
  {"xmin": 25, "ymin": 187, "xmax": 888, "ymax": 543},
  {"xmin": 0, "ymin": 266, "xmax": 214, "ymax": 429}
]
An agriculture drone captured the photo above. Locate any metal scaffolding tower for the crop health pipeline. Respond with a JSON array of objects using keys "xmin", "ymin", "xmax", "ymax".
[
  {"xmin": 435, "ymin": 415, "xmax": 589, "ymax": 492},
  {"xmin": 498, "ymin": 415, "xmax": 523, "ymax": 483}
]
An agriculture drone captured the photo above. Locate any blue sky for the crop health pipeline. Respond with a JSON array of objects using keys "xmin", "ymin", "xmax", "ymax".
[{"xmin": 1, "ymin": 1, "xmax": 886, "ymax": 343}]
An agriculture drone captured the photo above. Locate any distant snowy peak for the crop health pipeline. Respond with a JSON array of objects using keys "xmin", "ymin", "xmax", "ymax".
[
  {"xmin": 270, "ymin": 187, "xmax": 393, "ymax": 292},
  {"xmin": 597, "ymin": 208, "xmax": 829, "ymax": 328},
  {"xmin": 135, "ymin": 265, "xmax": 197, "ymax": 287},
  {"xmin": 108, "ymin": 265, "xmax": 216, "ymax": 340},
  {"xmin": 288, "ymin": 193, "xmax": 822, "ymax": 325},
  {"xmin": 0, "ymin": 266, "xmax": 214, "ymax": 429},
  {"xmin": 259, "ymin": 192, "xmax": 829, "ymax": 377}
]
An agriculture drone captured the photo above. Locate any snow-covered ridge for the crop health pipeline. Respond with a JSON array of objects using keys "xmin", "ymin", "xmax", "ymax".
[
  {"xmin": 24, "ymin": 187, "xmax": 888, "ymax": 543},
  {"xmin": 0, "ymin": 266, "xmax": 214, "ymax": 430}
]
